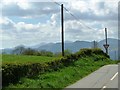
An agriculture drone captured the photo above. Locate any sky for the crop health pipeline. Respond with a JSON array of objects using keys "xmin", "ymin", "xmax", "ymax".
[{"xmin": 0, "ymin": 0, "xmax": 119, "ymax": 49}]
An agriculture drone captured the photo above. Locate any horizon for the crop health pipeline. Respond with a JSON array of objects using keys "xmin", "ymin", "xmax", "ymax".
[
  {"xmin": 0, "ymin": 0, "xmax": 119, "ymax": 49},
  {"xmin": 1, "ymin": 38, "xmax": 119, "ymax": 49}
]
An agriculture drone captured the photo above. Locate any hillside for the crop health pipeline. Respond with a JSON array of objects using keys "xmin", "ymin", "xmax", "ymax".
[
  {"xmin": 1, "ymin": 38, "xmax": 119, "ymax": 60},
  {"xmin": 37, "ymin": 38, "xmax": 119, "ymax": 60},
  {"xmin": 98, "ymin": 38, "xmax": 119, "ymax": 60},
  {"xmin": 2, "ymin": 48, "xmax": 118, "ymax": 88},
  {"xmin": 37, "ymin": 41, "xmax": 91, "ymax": 53}
]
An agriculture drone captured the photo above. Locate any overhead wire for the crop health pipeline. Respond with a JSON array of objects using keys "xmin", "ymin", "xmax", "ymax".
[{"xmin": 53, "ymin": 1, "xmax": 97, "ymax": 31}]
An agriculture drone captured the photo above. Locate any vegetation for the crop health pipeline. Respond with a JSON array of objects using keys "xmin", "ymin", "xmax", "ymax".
[
  {"xmin": 2, "ymin": 48, "xmax": 118, "ymax": 89},
  {"xmin": 12, "ymin": 46, "xmax": 54, "ymax": 57},
  {"xmin": 11, "ymin": 46, "xmax": 72, "ymax": 57},
  {"xmin": 6, "ymin": 55, "xmax": 117, "ymax": 88},
  {"xmin": 2, "ymin": 54, "xmax": 58, "ymax": 65}
]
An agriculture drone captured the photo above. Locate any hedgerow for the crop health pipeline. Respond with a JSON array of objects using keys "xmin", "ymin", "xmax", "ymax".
[{"xmin": 2, "ymin": 48, "xmax": 109, "ymax": 87}]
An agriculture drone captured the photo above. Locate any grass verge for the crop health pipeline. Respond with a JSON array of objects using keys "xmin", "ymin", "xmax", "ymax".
[{"xmin": 5, "ymin": 54, "xmax": 117, "ymax": 88}]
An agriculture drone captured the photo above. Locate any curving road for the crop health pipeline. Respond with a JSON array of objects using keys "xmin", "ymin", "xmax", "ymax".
[{"xmin": 66, "ymin": 64, "xmax": 119, "ymax": 89}]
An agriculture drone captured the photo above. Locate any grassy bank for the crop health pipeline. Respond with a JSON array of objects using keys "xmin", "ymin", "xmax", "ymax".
[{"xmin": 3, "ymin": 49, "xmax": 118, "ymax": 89}]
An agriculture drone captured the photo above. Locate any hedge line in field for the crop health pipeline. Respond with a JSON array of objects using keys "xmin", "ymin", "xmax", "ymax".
[{"xmin": 2, "ymin": 48, "xmax": 109, "ymax": 86}]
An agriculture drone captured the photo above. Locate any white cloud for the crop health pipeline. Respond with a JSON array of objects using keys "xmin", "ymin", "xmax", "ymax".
[
  {"xmin": 0, "ymin": 17, "xmax": 9, "ymax": 24},
  {"xmin": 70, "ymin": 0, "xmax": 89, "ymax": 13},
  {"xmin": 2, "ymin": 0, "xmax": 18, "ymax": 5},
  {"xmin": 17, "ymin": 1, "xmax": 30, "ymax": 10},
  {"xmin": 1, "ymin": 16, "xmax": 61, "ymax": 48},
  {"xmin": 0, "ymin": 0, "xmax": 118, "ymax": 48},
  {"xmin": 67, "ymin": 0, "xmax": 118, "ymax": 17},
  {"xmin": 50, "ymin": 14, "xmax": 57, "ymax": 26},
  {"xmin": 0, "ymin": 17, "xmax": 14, "ymax": 25},
  {"xmin": 15, "ymin": 22, "xmax": 38, "ymax": 31},
  {"xmin": 64, "ymin": 18, "xmax": 118, "ymax": 41}
]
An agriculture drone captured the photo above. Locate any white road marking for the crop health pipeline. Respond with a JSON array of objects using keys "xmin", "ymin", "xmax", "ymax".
[
  {"xmin": 101, "ymin": 86, "xmax": 107, "ymax": 90},
  {"xmin": 103, "ymin": 86, "xmax": 107, "ymax": 89},
  {"xmin": 110, "ymin": 72, "xmax": 118, "ymax": 81}
]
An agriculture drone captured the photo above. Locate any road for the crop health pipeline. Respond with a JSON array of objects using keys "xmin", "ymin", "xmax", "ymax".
[{"xmin": 66, "ymin": 64, "xmax": 119, "ymax": 89}]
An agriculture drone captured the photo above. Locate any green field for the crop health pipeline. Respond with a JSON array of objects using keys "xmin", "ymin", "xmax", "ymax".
[
  {"xmin": 6, "ymin": 55, "xmax": 116, "ymax": 88},
  {"xmin": 2, "ymin": 54, "xmax": 59, "ymax": 64},
  {"xmin": 2, "ymin": 49, "xmax": 118, "ymax": 89}
]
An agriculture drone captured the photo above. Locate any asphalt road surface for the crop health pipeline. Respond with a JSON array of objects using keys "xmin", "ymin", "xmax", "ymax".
[{"xmin": 66, "ymin": 64, "xmax": 119, "ymax": 89}]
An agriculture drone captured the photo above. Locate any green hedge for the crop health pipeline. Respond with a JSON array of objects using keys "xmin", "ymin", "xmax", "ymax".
[
  {"xmin": 2, "ymin": 48, "xmax": 109, "ymax": 87},
  {"xmin": 2, "ymin": 63, "xmax": 48, "ymax": 86}
]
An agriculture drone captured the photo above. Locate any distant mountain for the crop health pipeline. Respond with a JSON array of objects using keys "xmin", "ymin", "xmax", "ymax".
[
  {"xmin": 37, "ymin": 41, "xmax": 92, "ymax": 53},
  {"xmin": 98, "ymin": 38, "xmax": 118, "ymax": 50},
  {"xmin": 37, "ymin": 38, "xmax": 119, "ymax": 60},
  {"xmin": 1, "ymin": 48, "xmax": 13, "ymax": 54},
  {"xmin": 0, "ymin": 38, "xmax": 119, "ymax": 60},
  {"xmin": 98, "ymin": 38, "xmax": 119, "ymax": 60},
  {"xmin": 30, "ymin": 42, "xmax": 48, "ymax": 49}
]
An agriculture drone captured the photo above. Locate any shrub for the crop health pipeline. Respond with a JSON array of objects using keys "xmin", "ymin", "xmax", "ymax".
[
  {"xmin": 2, "ymin": 48, "xmax": 110, "ymax": 87},
  {"xmin": 2, "ymin": 63, "xmax": 48, "ymax": 86}
]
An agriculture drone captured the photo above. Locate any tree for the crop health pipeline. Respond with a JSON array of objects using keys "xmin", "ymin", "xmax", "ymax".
[
  {"xmin": 22, "ymin": 48, "xmax": 36, "ymax": 55},
  {"xmin": 40, "ymin": 50, "xmax": 53, "ymax": 57},
  {"xmin": 12, "ymin": 46, "xmax": 25, "ymax": 55}
]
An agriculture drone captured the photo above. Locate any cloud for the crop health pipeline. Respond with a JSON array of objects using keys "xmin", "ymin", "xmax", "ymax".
[
  {"xmin": 1, "ymin": 16, "xmax": 61, "ymax": 48},
  {"xmin": 0, "ymin": 17, "xmax": 9, "ymax": 24},
  {"xmin": 1, "ymin": 2, "xmax": 59, "ymax": 18},
  {"xmin": 64, "ymin": 0, "xmax": 118, "ymax": 21},
  {"xmin": 0, "ymin": 0, "xmax": 119, "ymax": 48},
  {"xmin": 17, "ymin": 1, "xmax": 30, "ymax": 10},
  {"xmin": 0, "ymin": 17, "xmax": 16, "ymax": 31},
  {"xmin": 64, "ymin": 18, "xmax": 118, "ymax": 41}
]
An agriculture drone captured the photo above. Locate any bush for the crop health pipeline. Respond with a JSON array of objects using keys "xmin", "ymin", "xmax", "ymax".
[
  {"xmin": 2, "ymin": 48, "xmax": 110, "ymax": 87},
  {"xmin": 2, "ymin": 63, "xmax": 48, "ymax": 86},
  {"xmin": 40, "ymin": 50, "xmax": 53, "ymax": 57},
  {"xmin": 22, "ymin": 48, "xmax": 36, "ymax": 55},
  {"xmin": 12, "ymin": 46, "xmax": 54, "ymax": 57}
]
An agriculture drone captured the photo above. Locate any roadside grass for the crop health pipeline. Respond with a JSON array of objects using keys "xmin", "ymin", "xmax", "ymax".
[
  {"xmin": 6, "ymin": 55, "xmax": 117, "ymax": 88},
  {"xmin": 2, "ymin": 54, "xmax": 59, "ymax": 65}
]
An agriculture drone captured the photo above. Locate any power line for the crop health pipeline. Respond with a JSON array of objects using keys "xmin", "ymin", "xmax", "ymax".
[
  {"xmin": 63, "ymin": 6, "xmax": 96, "ymax": 31},
  {"xmin": 63, "ymin": 7, "xmax": 78, "ymax": 20},
  {"xmin": 53, "ymin": 2, "xmax": 96, "ymax": 31},
  {"xmin": 54, "ymin": 2, "xmax": 61, "ymax": 6},
  {"xmin": 54, "ymin": 2, "xmax": 78, "ymax": 20}
]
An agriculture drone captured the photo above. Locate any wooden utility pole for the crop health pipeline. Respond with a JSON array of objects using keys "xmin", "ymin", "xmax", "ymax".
[
  {"xmin": 115, "ymin": 51, "xmax": 116, "ymax": 60},
  {"xmin": 93, "ymin": 41, "xmax": 95, "ymax": 48},
  {"xmin": 103, "ymin": 28, "xmax": 109, "ymax": 54},
  {"xmin": 92, "ymin": 40, "xmax": 98, "ymax": 48},
  {"xmin": 61, "ymin": 4, "xmax": 64, "ymax": 56},
  {"xmin": 105, "ymin": 28, "xmax": 108, "ymax": 45}
]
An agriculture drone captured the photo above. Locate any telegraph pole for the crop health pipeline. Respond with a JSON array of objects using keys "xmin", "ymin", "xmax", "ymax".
[
  {"xmin": 93, "ymin": 40, "xmax": 95, "ymax": 48},
  {"xmin": 61, "ymin": 4, "xmax": 64, "ymax": 56},
  {"xmin": 115, "ymin": 51, "xmax": 116, "ymax": 60},
  {"xmin": 103, "ymin": 28, "xmax": 109, "ymax": 54},
  {"xmin": 92, "ymin": 40, "xmax": 98, "ymax": 48},
  {"xmin": 105, "ymin": 28, "xmax": 108, "ymax": 45}
]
